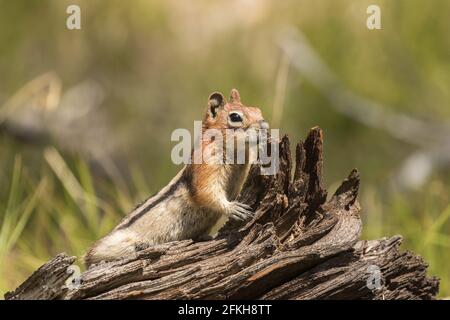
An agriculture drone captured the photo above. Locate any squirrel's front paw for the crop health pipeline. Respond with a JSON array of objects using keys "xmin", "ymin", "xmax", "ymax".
[{"xmin": 228, "ymin": 202, "xmax": 254, "ymax": 221}]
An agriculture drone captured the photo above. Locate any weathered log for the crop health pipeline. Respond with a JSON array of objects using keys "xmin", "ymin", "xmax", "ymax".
[{"xmin": 5, "ymin": 127, "xmax": 440, "ymax": 300}]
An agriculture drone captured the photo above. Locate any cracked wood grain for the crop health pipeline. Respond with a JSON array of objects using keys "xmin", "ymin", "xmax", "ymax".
[{"xmin": 5, "ymin": 127, "xmax": 439, "ymax": 300}]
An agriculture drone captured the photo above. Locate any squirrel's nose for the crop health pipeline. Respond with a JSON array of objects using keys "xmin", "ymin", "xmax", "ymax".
[{"xmin": 259, "ymin": 120, "xmax": 269, "ymax": 130}]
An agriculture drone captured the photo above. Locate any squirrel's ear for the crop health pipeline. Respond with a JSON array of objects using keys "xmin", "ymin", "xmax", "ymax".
[
  {"xmin": 208, "ymin": 92, "xmax": 225, "ymax": 118},
  {"xmin": 230, "ymin": 89, "xmax": 241, "ymax": 103}
]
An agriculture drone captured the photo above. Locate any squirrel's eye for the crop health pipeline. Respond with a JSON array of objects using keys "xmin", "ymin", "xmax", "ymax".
[{"xmin": 229, "ymin": 113, "xmax": 243, "ymax": 122}]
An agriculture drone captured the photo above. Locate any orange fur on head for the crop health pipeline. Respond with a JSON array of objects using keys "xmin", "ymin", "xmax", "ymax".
[
  {"xmin": 190, "ymin": 89, "xmax": 266, "ymax": 211},
  {"xmin": 203, "ymin": 89, "xmax": 264, "ymax": 131}
]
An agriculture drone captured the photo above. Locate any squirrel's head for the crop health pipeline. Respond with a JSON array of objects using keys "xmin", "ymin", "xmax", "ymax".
[
  {"xmin": 203, "ymin": 89, "xmax": 269, "ymax": 132},
  {"xmin": 199, "ymin": 89, "xmax": 269, "ymax": 165}
]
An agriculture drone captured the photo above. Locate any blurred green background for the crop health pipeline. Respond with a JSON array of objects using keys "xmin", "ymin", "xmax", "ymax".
[{"xmin": 0, "ymin": 0, "xmax": 449, "ymax": 298}]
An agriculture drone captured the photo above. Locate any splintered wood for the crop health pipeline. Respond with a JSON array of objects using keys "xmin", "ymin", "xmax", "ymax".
[{"xmin": 5, "ymin": 127, "xmax": 439, "ymax": 300}]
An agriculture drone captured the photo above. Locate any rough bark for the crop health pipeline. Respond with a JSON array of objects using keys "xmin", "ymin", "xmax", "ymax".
[{"xmin": 5, "ymin": 127, "xmax": 440, "ymax": 300}]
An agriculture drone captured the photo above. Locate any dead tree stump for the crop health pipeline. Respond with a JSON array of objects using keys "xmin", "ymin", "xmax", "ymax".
[{"xmin": 5, "ymin": 127, "xmax": 440, "ymax": 300}]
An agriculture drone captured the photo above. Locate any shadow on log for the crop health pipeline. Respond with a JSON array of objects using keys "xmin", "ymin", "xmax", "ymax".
[{"xmin": 5, "ymin": 127, "xmax": 440, "ymax": 300}]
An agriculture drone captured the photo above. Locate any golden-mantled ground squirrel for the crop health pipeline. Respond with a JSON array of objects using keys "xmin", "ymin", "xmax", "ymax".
[{"xmin": 84, "ymin": 89, "xmax": 269, "ymax": 267}]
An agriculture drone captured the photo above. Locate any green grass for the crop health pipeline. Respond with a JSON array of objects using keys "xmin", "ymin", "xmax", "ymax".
[
  {"xmin": 362, "ymin": 181, "xmax": 450, "ymax": 298},
  {"xmin": 0, "ymin": 150, "xmax": 135, "ymax": 294}
]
